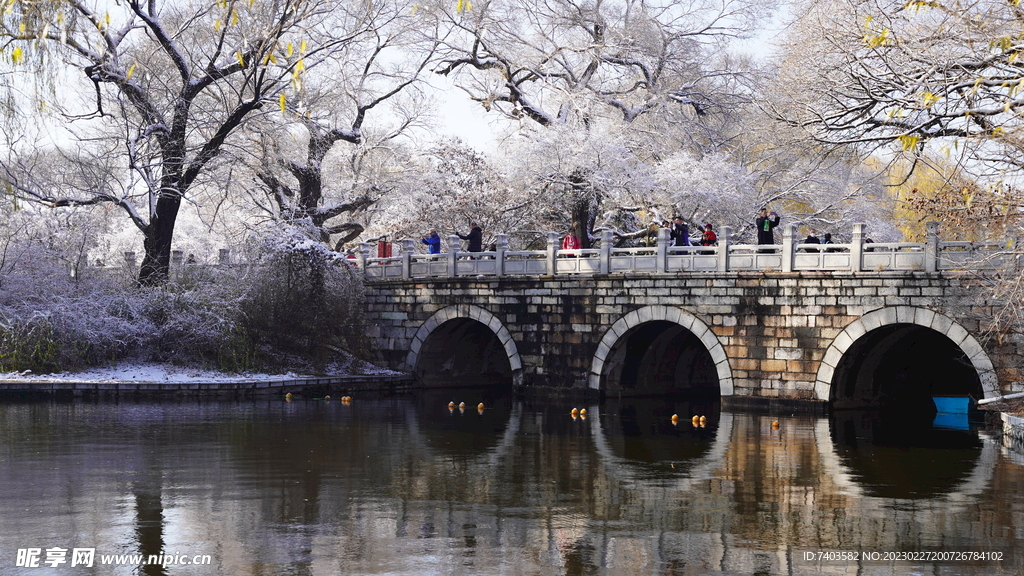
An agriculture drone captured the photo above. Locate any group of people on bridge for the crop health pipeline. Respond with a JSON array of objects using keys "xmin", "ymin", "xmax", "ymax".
[{"xmin": 414, "ymin": 209, "xmax": 859, "ymax": 256}]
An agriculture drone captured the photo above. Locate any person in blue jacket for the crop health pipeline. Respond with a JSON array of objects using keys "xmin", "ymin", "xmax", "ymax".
[{"xmin": 422, "ymin": 230, "xmax": 441, "ymax": 254}]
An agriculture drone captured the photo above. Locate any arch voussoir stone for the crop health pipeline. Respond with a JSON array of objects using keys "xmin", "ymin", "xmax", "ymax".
[
  {"xmin": 406, "ymin": 305, "xmax": 523, "ymax": 385},
  {"xmin": 588, "ymin": 305, "xmax": 732, "ymax": 395},
  {"xmin": 815, "ymin": 307, "xmax": 998, "ymax": 401}
]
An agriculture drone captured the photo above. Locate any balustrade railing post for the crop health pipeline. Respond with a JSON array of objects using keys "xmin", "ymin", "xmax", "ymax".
[
  {"xmin": 448, "ymin": 235, "xmax": 461, "ymax": 278},
  {"xmin": 925, "ymin": 221, "xmax": 939, "ymax": 273},
  {"xmin": 657, "ymin": 226, "xmax": 670, "ymax": 273},
  {"xmin": 850, "ymin": 223, "xmax": 865, "ymax": 272},
  {"xmin": 357, "ymin": 242, "xmax": 371, "ymax": 275},
  {"xmin": 718, "ymin": 226, "xmax": 732, "ymax": 272},
  {"xmin": 600, "ymin": 230, "xmax": 612, "ymax": 274},
  {"xmin": 495, "ymin": 234, "xmax": 508, "ymax": 276},
  {"xmin": 781, "ymin": 224, "xmax": 795, "ymax": 273},
  {"xmin": 401, "ymin": 239, "xmax": 415, "ymax": 280},
  {"xmin": 546, "ymin": 231, "xmax": 559, "ymax": 275}
]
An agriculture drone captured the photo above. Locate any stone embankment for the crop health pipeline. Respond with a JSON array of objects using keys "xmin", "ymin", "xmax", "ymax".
[{"xmin": 0, "ymin": 373, "xmax": 414, "ymax": 397}]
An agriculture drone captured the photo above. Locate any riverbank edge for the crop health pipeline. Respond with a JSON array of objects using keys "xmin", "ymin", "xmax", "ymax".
[
  {"xmin": 1001, "ymin": 412, "xmax": 1024, "ymax": 446},
  {"xmin": 0, "ymin": 372, "xmax": 416, "ymax": 397}
]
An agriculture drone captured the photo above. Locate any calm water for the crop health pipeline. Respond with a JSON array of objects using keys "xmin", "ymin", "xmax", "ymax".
[{"xmin": 0, "ymin": 393, "xmax": 1022, "ymax": 575}]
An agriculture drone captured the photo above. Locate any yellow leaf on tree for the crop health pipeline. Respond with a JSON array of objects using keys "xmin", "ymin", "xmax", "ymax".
[
  {"xmin": 232, "ymin": 10, "xmax": 239, "ymax": 26},
  {"xmin": 287, "ymin": 42, "xmax": 294, "ymax": 57},
  {"xmin": 279, "ymin": 93, "xmax": 286, "ymax": 113},
  {"xmin": 215, "ymin": 19, "xmax": 222, "ymax": 31},
  {"xmin": 10, "ymin": 46, "xmax": 22, "ymax": 64},
  {"xmin": 898, "ymin": 134, "xmax": 920, "ymax": 151},
  {"xmin": 920, "ymin": 92, "xmax": 939, "ymax": 107},
  {"xmin": 127, "ymin": 63, "xmax": 136, "ymax": 80},
  {"xmin": 235, "ymin": 52, "xmax": 246, "ymax": 67}
]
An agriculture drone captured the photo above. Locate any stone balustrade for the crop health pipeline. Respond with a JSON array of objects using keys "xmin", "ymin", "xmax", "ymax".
[{"xmin": 358, "ymin": 221, "xmax": 1019, "ymax": 281}]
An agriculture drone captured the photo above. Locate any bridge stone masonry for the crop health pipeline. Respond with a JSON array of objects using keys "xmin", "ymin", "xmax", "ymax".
[{"xmin": 360, "ymin": 222, "xmax": 1024, "ymax": 408}]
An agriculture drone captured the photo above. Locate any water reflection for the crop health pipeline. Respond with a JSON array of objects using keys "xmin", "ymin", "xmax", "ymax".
[
  {"xmin": 0, "ymin": 397, "xmax": 1021, "ymax": 575},
  {"xmin": 829, "ymin": 410, "xmax": 989, "ymax": 499}
]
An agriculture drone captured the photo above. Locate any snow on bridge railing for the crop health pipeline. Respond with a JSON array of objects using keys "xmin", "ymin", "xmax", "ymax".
[{"xmin": 357, "ymin": 222, "xmax": 1022, "ymax": 281}]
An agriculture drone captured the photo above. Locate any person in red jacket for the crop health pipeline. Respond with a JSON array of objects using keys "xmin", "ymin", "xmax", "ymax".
[
  {"xmin": 699, "ymin": 223, "xmax": 718, "ymax": 246},
  {"xmin": 562, "ymin": 229, "xmax": 581, "ymax": 251}
]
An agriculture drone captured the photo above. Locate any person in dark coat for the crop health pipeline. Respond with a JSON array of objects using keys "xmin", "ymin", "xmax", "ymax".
[
  {"xmin": 458, "ymin": 222, "xmax": 483, "ymax": 253},
  {"xmin": 670, "ymin": 216, "xmax": 690, "ymax": 247},
  {"xmin": 422, "ymin": 230, "xmax": 441, "ymax": 254},
  {"xmin": 802, "ymin": 229, "xmax": 820, "ymax": 252},
  {"xmin": 756, "ymin": 208, "xmax": 780, "ymax": 245}
]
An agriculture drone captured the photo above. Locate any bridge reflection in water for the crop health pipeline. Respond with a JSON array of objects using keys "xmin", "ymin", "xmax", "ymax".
[{"xmin": 0, "ymin": 398, "xmax": 1019, "ymax": 575}]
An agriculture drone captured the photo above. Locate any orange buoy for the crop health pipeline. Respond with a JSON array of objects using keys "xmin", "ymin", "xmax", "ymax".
[
  {"xmin": 579, "ymin": 408, "xmax": 587, "ymax": 417},
  {"xmin": 670, "ymin": 414, "xmax": 679, "ymax": 424},
  {"xmin": 477, "ymin": 403, "xmax": 485, "ymax": 410},
  {"xmin": 448, "ymin": 401, "xmax": 455, "ymax": 410}
]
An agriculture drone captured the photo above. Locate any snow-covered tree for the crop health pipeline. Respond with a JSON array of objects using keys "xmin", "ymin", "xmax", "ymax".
[
  {"xmin": 0, "ymin": 0, "xmax": 403, "ymax": 284},
  {"xmin": 238, "ymin": 2, "xmax": 442, "ymax": 250},
  {"xmin": 428, "ymin": 0, "xmax": 772, "ymax": 245}
]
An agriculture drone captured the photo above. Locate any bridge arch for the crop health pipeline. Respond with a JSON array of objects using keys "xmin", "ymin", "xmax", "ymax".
[
  {"xmin": 588, "ymin": 305, "xmax": 734, "ymax": 396},
  {"xmin": 814, "ymin": 306, "xmax": 997, "ymax": 402},
  {"xmin": 406, "ymin": 305, "xmax": 523, "ymax": 387}
]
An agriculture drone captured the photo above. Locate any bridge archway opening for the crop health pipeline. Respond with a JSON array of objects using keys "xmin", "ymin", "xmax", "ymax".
[
  {"xmin": 414, "ymin": 318, "xmax": 514, "ymax": 388},
  {"xmin": 600, "ymin": 320, "xmax": 720, "ymax": 397},
  {"xmin": 830, "ymin": 323, "xmax": 983, "ymax": 412}
]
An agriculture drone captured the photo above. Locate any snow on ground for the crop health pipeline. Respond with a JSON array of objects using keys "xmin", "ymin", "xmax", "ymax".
[
  {"xmin": 0, "ymin": 358, "xmax": 407, "ymax": 383},
  {"xmin": 0, "ymin": 362, "xmax": 305, "ymax": 383}
]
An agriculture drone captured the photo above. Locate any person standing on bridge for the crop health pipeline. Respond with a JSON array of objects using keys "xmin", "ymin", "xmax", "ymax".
[
  {"xmin": 562, "ymin": 227, "xmax": 581, "ymax": 255},
  {"xmin": 699, "ymin": 223, "xmax": 717, "ymax": 246},
  {"xmin": 756, "ymin": 208, "xmax": 781, "ymax": 247},
  {"xmin": 458, "ymin": 222, "xmax": 483, "ymax": 255},
  {"xmin": 671, "ymin": 216, "xmax": 691, "ymax": 247},
  {"xmin": 422, "ymin": 230, "xmax": 442, "ymax": 254}
]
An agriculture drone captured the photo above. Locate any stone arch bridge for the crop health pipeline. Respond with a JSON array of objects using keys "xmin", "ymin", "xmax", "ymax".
[{"xmin": 360, "ymin": 223, "xmax": 1024, "ymax": 407}]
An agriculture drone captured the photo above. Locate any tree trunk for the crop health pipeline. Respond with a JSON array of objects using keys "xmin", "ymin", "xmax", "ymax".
[{"xmin": 137, "ymin": 193, "xmax": 182, "ymax": 286}]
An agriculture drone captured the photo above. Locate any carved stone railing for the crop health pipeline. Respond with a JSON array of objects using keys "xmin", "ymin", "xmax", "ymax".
[{"xmin": 358, "ymin": 222, "xmax": 1020, "ymax": 281}]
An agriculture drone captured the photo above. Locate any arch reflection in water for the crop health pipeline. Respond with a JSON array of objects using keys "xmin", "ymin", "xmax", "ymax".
[
  {"xmin": 588, "ymin": 398, "xmax": 732, "ymax": 489},
  {"xmin": 823, "ymin": 412, "xmax": 998, "ymax": 504},
  {"xmin": 406, "ymin": 388, "xmax": 520, "ymax": 466}
]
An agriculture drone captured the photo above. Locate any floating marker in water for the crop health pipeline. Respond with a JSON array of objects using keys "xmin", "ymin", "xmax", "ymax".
[
  {"xmin": 448, "ymin": 401, "xmax": 455, "ymax": 410},
  {"xmin": 571, "ymin": 408, "xmax": 579, "ymax": 417},
  {"xmin": 477, "ymin": 403, "xmax": 485, "ymax": 410},
  {"xmin": 671, "ymin": 414, "xmax": 679, "ymax": 424},
  {"xmin": 458, "ymin": 402, "xmax": 466, "ymax": 410},
  {"xmin": 579, "ymin": 408, "xmax": 587, "ymax": 417}
]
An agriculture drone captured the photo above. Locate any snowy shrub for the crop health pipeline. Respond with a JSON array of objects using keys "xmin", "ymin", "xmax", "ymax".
[{"xmin": 237, "ymin": 225, "xmax": 370, "ymax": 367}]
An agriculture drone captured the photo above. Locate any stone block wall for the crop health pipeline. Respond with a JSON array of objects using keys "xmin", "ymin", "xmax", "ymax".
[{"xmin": 363, "ymin": 271, "xmax": 1024, "ymax": 401}]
